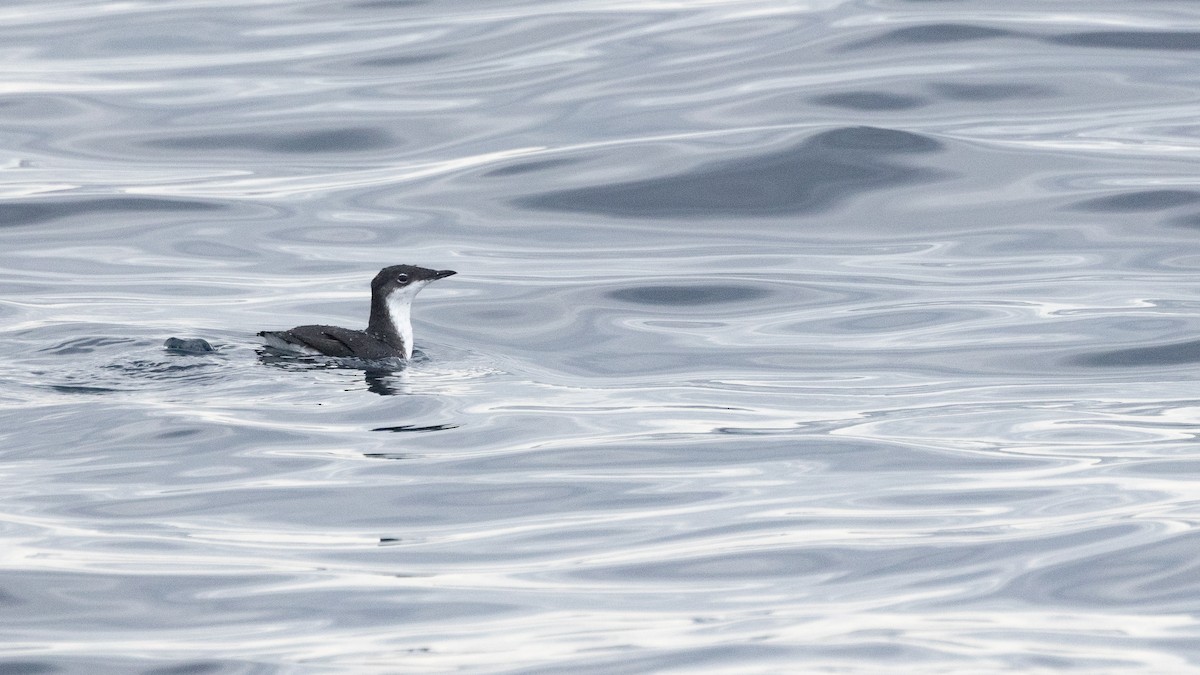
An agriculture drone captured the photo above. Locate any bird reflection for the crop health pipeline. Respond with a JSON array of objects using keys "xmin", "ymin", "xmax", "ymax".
[
  {"xmin": 364, "ymin": 368, "xmax": 406, "ymax": 395},
  {"xmin": 256, "ymin": 348, "xmax": 412, "ymax": 396}
]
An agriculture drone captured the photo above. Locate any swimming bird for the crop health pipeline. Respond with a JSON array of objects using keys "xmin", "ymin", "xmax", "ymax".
[{"xmin": 258, "ymin": 264, "xmax": 456, "ymax": 360}]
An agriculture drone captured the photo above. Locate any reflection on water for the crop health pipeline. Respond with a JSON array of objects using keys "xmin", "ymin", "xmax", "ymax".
[
  {"xmin": 929, "ymin": 81, "xmax": 1055, "ymax": 101},
  {"xmin": 3, "ymin": 0, "xmax": 1200, "ymax": 671},
  {"xmin": 1048, "ymin": 31, "xmax": 1200, "ymax": 50},
  {"xmin": 0, "ymin": 198, "xmax": 222, "ymax": 228},
  {"xmin": 516, "ymin": 127, "xmax": 946, "ymax": 218},
  {"xmin": 812, "ymin": 91, "xmax": 928, "ymax": 111},
  {"xmin": 142, "ymin": 127, "xmax": 397, "ymax": 154},
  {"xmin": 843, "ymin": 23, "xmax": 1019, "ymax": 49},
  {"xmin": 1069, "ymin": 189, "xmax": 1200, "ymax": 213},
  {"xmin": 1074, "ymin": 339, "xmax": 1200, "ymax": 368},
  {"xmin": 608, "ymin": 284, "xmax": 770, "ymax": 306}
]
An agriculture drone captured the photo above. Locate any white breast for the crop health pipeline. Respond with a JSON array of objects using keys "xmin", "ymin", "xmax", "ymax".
[{"xmin": 385, "ymin": 280, "xmax": 431, "ymax": 359}]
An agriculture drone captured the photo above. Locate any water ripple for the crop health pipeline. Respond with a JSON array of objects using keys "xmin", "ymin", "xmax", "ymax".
[{"xmin": 4, "ymin": 0, "xmax": 1200, "ymax": 671}]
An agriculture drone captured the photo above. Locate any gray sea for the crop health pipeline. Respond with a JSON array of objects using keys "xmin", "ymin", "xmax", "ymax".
[{"xmin": 4, "ymin": 1, "xmax": 1200, "ymax": 672}]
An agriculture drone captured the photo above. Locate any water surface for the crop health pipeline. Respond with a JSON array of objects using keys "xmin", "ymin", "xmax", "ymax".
[{"xmin": 3, "ymin": 0, "xmax": 1200, "ymax": 671}]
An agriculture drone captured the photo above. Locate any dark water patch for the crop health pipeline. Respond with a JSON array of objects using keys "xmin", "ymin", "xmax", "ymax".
[
  {"xmin": 1073, "ymin": 339, "xmax": 1200, "ymax": 367},
  {"xmin": 142, "ymin": 127, "xmax": 395, "ymax": 154},
  {"xmin": 1069, "ymin": 190, "xmax": 1200, "ymax": 213},
  {"xmin": 157, "ymin": 428, "xmax": 202, "ymax": 440},
  {"xmin": 1168, "ymin": 213, "xmax": 1200, "ymax": 228},
  {"xmin": 1048, "ymin": 31, "xmax": 1200, "ymax": 51},
  {"xmin": 846, "ymin": 23, "xmax": 1016, "ymax": 50},
  {"xmin": 357, "ymin": 52, "xmax": 447, "ymax": 67},
  {"xmin": 140, "ymin": 662, "xmax": 225, "ymax": 675},
  {"xmin": 609, "ymin": 284, "xmax": 769, "ymax": 306},
  {"xmin": 811, "ymin": 91, "xmax": 927, "ymax": 111},
  {"xmin": 515, "ymin": 127, "xmax": 946, "ymax": 219},
  {"xmin": 0, "ymin": 663, "xmax": 59, "ymax": 675},
  {"xmin": 47, "ymin": 384, "xmax": 121, "ymax": 395},
  {"xmin": 363, "ymin": 452, "xmax": 418, "ymax": 460},
  {"xmin": 0, "ymin": 197, "xmax": 222, "ymax": 228},
  {"xmin": 483, "ymin": 158, "xmax": 579, "ymax": 177},
  {"xmin": 715, "ymin": 425, "xmax": 793, "ymax": 435},
  {"xmin": 929, "ymin": 82, "xmax": 1055, "ymax": 101},
  {"xmin": 370, "ymin": 422, "xmax": 457, "ymax": 434}
]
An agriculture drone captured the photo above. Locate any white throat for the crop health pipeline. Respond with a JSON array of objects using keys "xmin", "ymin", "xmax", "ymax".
[{"xmin": 384, "ymin": 280, "xmax": 430, "ymax": 359}]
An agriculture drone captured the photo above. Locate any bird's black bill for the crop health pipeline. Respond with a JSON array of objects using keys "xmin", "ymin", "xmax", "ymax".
[{"xmin": 435, "ymin": 269, "xmax": 457, "ymax": 279}]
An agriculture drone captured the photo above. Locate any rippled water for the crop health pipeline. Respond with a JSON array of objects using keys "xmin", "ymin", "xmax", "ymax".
[{"xmin": 4, "ymin": 1, "xmax": 1200, "ymax": 671}]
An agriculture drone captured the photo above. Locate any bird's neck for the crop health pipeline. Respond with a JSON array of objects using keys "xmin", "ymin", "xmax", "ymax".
[{"xmin": 368, "ymin": 292, "xmax": 414, "ymax": 359}]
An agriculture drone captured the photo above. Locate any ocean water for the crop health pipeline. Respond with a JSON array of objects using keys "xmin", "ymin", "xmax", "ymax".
[{"xmin": 3, "ymin": 0, "xmax": 1200, "ymax": 671}]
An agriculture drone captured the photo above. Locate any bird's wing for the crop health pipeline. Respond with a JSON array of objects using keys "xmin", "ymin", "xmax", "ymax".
[{"xmin": 259, "ymin": 325, "xmax": 361, "ymax": 357}]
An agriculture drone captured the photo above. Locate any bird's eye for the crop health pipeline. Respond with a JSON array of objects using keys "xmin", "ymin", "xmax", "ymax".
[{"xmin": 395, "ymin": 274, "xmax": 409, "ymax": 283}]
